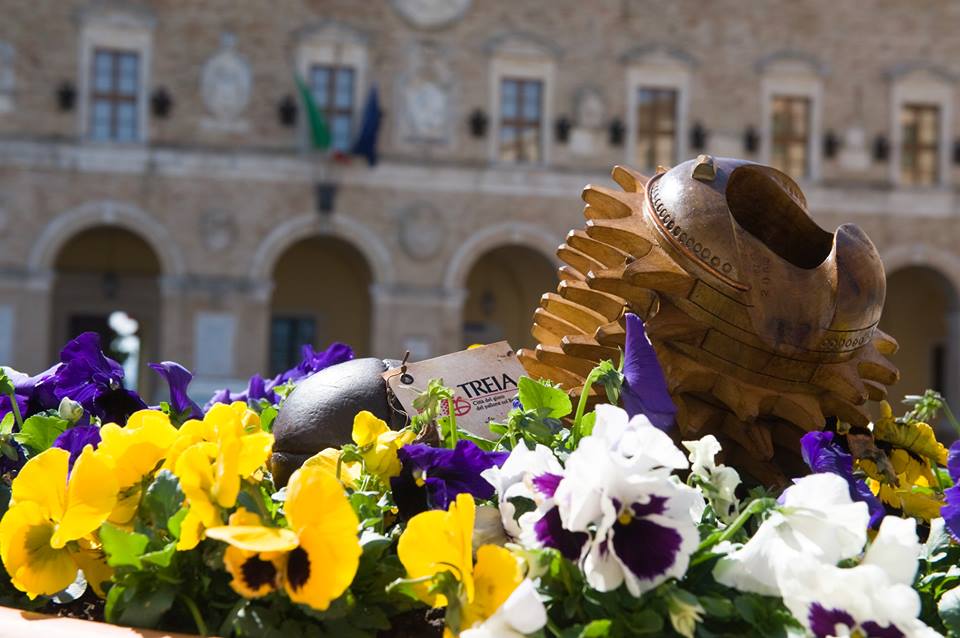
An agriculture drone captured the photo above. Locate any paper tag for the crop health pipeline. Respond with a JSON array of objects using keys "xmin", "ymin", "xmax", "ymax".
[{"xmin": 383, "ymin": 341, "xmax": 525, "ymax": 438}]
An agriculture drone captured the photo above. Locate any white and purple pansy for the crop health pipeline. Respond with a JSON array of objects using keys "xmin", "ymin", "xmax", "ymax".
[
  {"xmin": 777, "ymin": 517, "xmax": 939, "ymax": 638},
  {"xmin": 481, "ymin": 441, "xmax": 564, "ymax": 539},
  {"xmin": 941, "ymin": 439, "xmax": 960, "ymax": 542},
  {"xmin": 581, "ymin": 476, "xmax": 700, "ymax": 596},
  {"xmin": 713, "ymin": 472, "xmax": 870, "ymax": 597}
]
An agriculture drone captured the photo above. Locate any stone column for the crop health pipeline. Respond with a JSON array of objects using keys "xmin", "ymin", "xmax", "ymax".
[{"xmin": 1, "ymin": 272, "xmax": 52, "ymax": 372}]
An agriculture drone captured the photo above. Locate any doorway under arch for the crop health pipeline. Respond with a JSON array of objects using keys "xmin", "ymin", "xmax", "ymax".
[
  {"xmin": 880, "ymin": 266, "xmax": 958, "ymax": 425},
  {"xmin": 51, "ymin": 226, "xmax": 162, "ymax": 398},
  {"xmin": 269, "ymin": 236, "xmax": 372, "ymax": 374},
  {"xmin": 462, "ymin": 245, "xmax": 558, "ymax": 350}
]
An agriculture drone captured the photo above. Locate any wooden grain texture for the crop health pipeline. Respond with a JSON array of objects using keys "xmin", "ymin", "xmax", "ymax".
[{"xmin": 521, "ymin": 157, "xmax": 900, "ymax": 485}]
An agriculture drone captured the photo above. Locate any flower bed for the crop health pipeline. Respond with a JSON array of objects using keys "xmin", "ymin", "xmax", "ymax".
[{"xmin": 0, "ymin": 318, "xmax": 958, "ymax": 637}]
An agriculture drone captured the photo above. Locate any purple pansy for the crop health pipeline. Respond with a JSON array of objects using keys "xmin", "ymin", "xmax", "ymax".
[
  {"xmin": 941, "ymin": 440, "xmax": 960, "ymax": 541},
  {"xmin": 621, "ymin": 313, "xmax": 676, "ymax": 430},
  {"xmin": 276, "ymin": 343, "xmax": 354, "ymax": 384},
  {"xmin": 808, "ymin": 603, "xmax": 904, "ymax": 638},
  {"xmin": 0, "ymin": 364, "xmax": 59, "ymax": 422},
  {"xmin": 53, "ymin": 333, "xmax": 146, "ymax": 424},
  {"xmin": 53, "ymin": 425, "xmax": 102, "ymax": 471},
  {"xmin": 205, "ymin": 342, "xmax": 353, "ymax": 411},
  {"xmin": 391, "ymin": 439, "xmax": 509, "ymax": 519},
  {"xmin": 149, "ymin": 361, "xmax": 203, "ymax": 419},
  {"xmin": 801, "ymin": 430, "xmax": 885, "ymax": 528}
]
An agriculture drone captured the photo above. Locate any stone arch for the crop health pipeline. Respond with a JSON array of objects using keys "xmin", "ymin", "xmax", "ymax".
[
  {"xmin": 881, "ymin": 243, "xmax": 960, "ymax": 300},
  {"xmin": 443, "ymin": 222, "xmax": 562, "ymax": 292},
  {"xmin": 249, "ymin": 213, "xmax": 394, "ymax": 287},
  {"xmin": 28, "ymin": 200, "xmax": 185, "ymax": 279}
]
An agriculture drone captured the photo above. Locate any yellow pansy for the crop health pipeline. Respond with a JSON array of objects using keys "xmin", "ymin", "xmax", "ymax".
[
  {"xmin": 398, "ymin": 492, "xmax": 476, "ymax": 607},
  {"xmin": 163, "ymin": 402, "xmax": 268, "ymax": 473},
  {"xmin": 873, "ymin": 401, "xmax": 948, "ymax": 465},
  {"xmin": 351, "ymin": 411, "xmax": 415, "ymax": 480},
  {"xmin": 96, "ymin": 410, "xmax": 178, "ymax": 524},
  {"xmin": 461, "ymin": 544, "xmax": 523, "ymax": 629},
  {"xmin": 397, "ymin": 493, "xmax": 527, "ymax": 636},
  {"xmin": 208, "ymin": 509, "xmax": 294, "ymax": 598},
  {"xmin": 173, "ymin": 403, "xmax": 273, "ymax": 550},
  {"xmin": 0, "ymin": 446, "xmax": 117, "ymax": 598},
  {"xmin": 303, "ymin": 447, "xmax": 362, "ymax": 487},
  {"xmin": 206, "ymin": 465, "xmax": 361, "ymax": 611}
]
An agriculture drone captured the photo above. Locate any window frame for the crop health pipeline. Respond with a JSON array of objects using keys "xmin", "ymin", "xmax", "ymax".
[
  {"xmin": 488, "ymin": 47, "xmax": 554, "ymax": 166},
  {"xmin": 497, "ymin": 76, "xmax": 545, "ymax": 164},
  {"xmin": 759, "ymin": 69, "xmax": 822, "ymax": 182},
  {"xmin": 309, "ymin": 63, "xmax": 357, "ymax": 153},
  {"xmin": 89, "ymin": 47, "xmax": 142, "ymax": 142},
  {"xmin": 78, "ymin": 16, "xmax": 152, "ymax": 144},
  {"xmin": 634, "ymin": 86, "xmax": 680, "ymax": 170},
  {"xmin": 890, "ymin": 70, "xmax": 951, "ymax": 189},
  {"xmin": 769, "ymin": 94, "xmax": 812, "ymax": 179},
  {"xmin": 295, "ymin": 25, "xmax": 367, "ymax": 153},
  {"xmin": 899, "ymin": 102, "xmax": 942, "ymax": 187},
  {"xmin": 625, "ymin": 63, "xmax": 690, "ymax": 171}
]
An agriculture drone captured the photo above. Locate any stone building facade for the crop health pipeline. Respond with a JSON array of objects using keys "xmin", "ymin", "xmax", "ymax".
[{"xmin": 0, "ymin": 0, "xmax": 958, "ymax": 407}]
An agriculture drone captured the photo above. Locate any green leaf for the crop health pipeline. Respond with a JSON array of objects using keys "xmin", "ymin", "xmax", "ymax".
[
  {"xmin": 105, "ymin": 580, "xmax": 177, "ymax": 628},
  {"xmin": 579, "ymin": 411, "xmax": 597, "ymax": 437},
  {"xmin": 13, "ymin": 415, "xmax": 67, "ymax": 454},
  {"xmin": 579, "ymin": 619, "xmax": 612, "ymax": 637},
  {"xmin": 140, "ymin": 470, "xmax": 184, "ymax": 533},
  {"xmin": 141, "ymin": 542, "xmax": 177, "ymax": 568},
  {"xmin": 518, "ymin": 376, "xmax": 572, "ymax": 419},
  {"xmin": 100, "ymin": 522, "xmax": 150, "ymax": 568},
  {"xmin": 260, "ymin": 406, "xmax": 278, "ymax": 433},
  {"xmin": 168, "ymin": 507, "xmax": 188, "ymax": 540},
  {"xmin": 939, "ymin": 586, "xmax": 960, "ymax": 632},
  {"xmin": 0, "ymin": 413, "xmax": 14, "ymax": 436}
]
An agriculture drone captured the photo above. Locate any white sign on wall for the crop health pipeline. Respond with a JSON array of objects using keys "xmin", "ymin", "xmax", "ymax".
[{"xmin": 194, "ymin": 312, "xmax": 235, "ymax": 377}]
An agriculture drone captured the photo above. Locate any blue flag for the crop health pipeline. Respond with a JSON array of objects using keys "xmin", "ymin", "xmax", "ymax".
[{"xmin": 352, "ymin": 86, "xmax": 382, "ymax": 166}]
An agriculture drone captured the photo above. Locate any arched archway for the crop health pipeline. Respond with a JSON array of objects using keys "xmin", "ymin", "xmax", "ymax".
[
  {"xmin": 880, "ymin": 265, "xmax": 959, "ymax": 427},
  {"xmin": 462, "ymin": 245, "xmax": 558, "ymax": 349},
  {"xmin": 51, "ymin": 226, "xmax": 162, "ymax": 397},
  {"xmin": 269, "ymin": 236, "xmax": 372, "ymax": 374}
]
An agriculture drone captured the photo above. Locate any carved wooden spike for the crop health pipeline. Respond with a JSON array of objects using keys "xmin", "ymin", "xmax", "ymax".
[
  {"xmin": 587, "ymin": 270, "xmax": 659, "ymax": 317},
  {"xmin": 611, "ymin": 165, "xmax": 650, "ymax": 193},
  {"xmin": 863, "ymin": 379, "xmax": 888, "ymax": 402},
  {"xmin": 533, "ymin": 307, "xmax": 587, "ymax": 340},
  {"xmin": 584, "ymin": 218, "xmax": 655, "ymax": 256},
  {"xmin": 873, "ymin": 329, "xmax": 899, "ymax": 356},
  {"xmin": 561, "ymin": 334, "xmax": 622, "ymax": 363},
  {"xmin": 721, "ymin": 414, "xmax": 774, "ymax": 460},
  {"xmin": 558, "ymin": 265, "xmax": 585, "ymax": 282},
  {"xmin": 541, "ymin": 293, "xmax": 609, "ymax": 333},
  {"xmin": 810, "ymin": 363, "xmax": 869, "ymax": 406},
  {"xmin": 819, "ymin": 393, "xmax": 871, "ymax": 428},
  {"xmin": 594, "ymin": 320, "xmax": 627, "ymax": 349},
  {"xmin": 674, "ymin": 394, "xmax": 724, "ymax": 435},
  {"xmin": 581, "ymin": 184, "xmax": 634, "ymax": 219},
  {"xmin": 857, "ymin": 343, "xmax": 900, "ymax": 386},
  {"xmin": 566, "ymin": 229, "xmax": 631, "ymax": 268},
  {"xmin": 532, "ymin": 323, "xmax": 563, "ymax": 347},
  {"xmin": 517, "ymin": 349, "xmax": 585, "ymax": 387},
  {"xmin": 557, "ymin": 245, "xmax": 607, "ymax": 278},
  {"xmin": 534, "ymin": 345, "xmax": 598, "ymax": 378},
  {"xmin": 558, "ymin": 280, "xmax": 625, "ymax": 321}
]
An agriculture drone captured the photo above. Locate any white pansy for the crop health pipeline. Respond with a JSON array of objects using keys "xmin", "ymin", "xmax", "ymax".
[
  {"xmin": 473, "ymin": 504, "xmax": 510, "ymax": 551},
  {"xmin": 593, "ymin": 404, "xmax": 689, "ymax": 472},
  {"xmin": 776, "ymin": 517, "xmax": 939, "ymax": 638},
  {"xmin": 481, "ymin": 442, "xmax": 563, "ymax": 538},
  {"xmin": 712, "ymin": 473, "xmax": 869, "ymax": 596},
  {"xmin": 682, "ymin": 435, "xmax": 741, "ymax": 522},
  {"xmin": 460, "ymin": 579, "xmax": 547, "ymax": 638}
]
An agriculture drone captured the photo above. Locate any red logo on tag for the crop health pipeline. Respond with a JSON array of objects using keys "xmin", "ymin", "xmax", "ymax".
[{"xmin": 439, "ymin": 396, "xmax": 472, "ymax": 417}]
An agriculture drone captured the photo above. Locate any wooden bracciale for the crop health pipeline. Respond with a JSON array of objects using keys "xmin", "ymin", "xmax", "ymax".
[{"xmin": 518, "ymin": 155, "xmax": 899, "ymax": 485}]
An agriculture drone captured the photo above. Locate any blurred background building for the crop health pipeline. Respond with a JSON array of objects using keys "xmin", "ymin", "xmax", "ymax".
[{"xmin": 0, "ymin": 0, "xmax": 957, "ymax": 408}]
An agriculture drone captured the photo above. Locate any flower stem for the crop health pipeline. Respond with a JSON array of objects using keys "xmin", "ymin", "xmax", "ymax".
[
  {"xmin": 5, "ymin": 391, "xmax": 22, "ymax": 431},
  {"xmin": 178, "ymin": 593, "xmax": 208, "ymax": 637},
  {"xmin": 446, "ymin": 397, "xmax": 458, "ymax": 446},
  {"xmin": 696, "ymin": 497, "xmax": 775, "ymax": 553},
  {"xmin": 572, "ymin": 367, "xmax": 602, "ymax": 446}
]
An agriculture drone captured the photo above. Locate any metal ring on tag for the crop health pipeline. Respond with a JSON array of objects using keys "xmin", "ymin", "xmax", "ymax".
[{"xmin": 400, "ymin": 373, "xmax": 414, "ymax": 385}]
